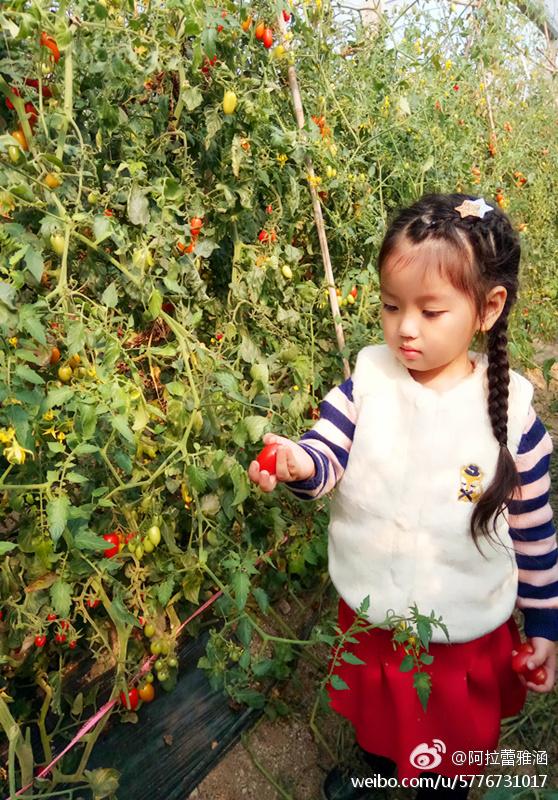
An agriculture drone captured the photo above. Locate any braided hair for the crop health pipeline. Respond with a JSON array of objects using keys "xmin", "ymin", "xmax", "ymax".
[{"xmin": 377, "ymin": 192, "xmax": 523, "ymax": 558}]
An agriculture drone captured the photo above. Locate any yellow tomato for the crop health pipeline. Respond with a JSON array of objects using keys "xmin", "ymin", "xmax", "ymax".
[
  {"xmin": 223, "ymin": 90, "xmax": 238, "ymax": 115},
  {"xmin": 44, "ymin": 172, "xmax": 62, "ymax": 189}
]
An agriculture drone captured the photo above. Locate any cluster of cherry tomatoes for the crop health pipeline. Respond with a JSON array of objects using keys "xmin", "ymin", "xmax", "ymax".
[
  {"xmin": 258, "ymin": 228, "xmax": 277, "ymax": 244},
  {"xmin": 119, "ymin": 681, "xmax": 155, "ymax": 710},
  {"xmin": 143, "ymin": 622, "xmax": 178, "ymax": 684},
  {"xmin": 102, "ymin": 524, "xmax": 162, "ymax": 561},
  {"xmin": 35, "ymin": 615, "xmax": 77, "ymax": 649},
  {"xmin": 177, "ymin": 216, "xmax": 204, "ymax": 255}
]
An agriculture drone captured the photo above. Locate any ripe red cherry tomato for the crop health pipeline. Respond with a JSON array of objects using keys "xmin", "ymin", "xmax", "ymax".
[
  {"xmin": 524, "ymin": 666, "xmax": 547, "ymax": 685},
  {"xmin": 511, "ymin": 642, "xmax": 534, "ymax": 674},
  {"xmin": 256, "ymin": 443, "xmax": 278, "ymax": 475},
  {"xmin": 55, "ymin": 632, "xmax": 66, "ymax": 644},
  {"xmin": 190, "ymin": 216, "xmax": 203, "ymax": 236},
  {"xmin": 35, "ymin": 634, "xmax": 47, "ymax": 647},
  {"xmin": 103, "ymin": 532, "xmax": 120, "ymax": 558},
  {"xmin": 119, "ymin": 686, "xmax": 139, "ymax": 710},
  {"xmin": 283, "ymin": 10, "xmax": 291, "ymax": 22},
  {"xmin": 262, "ymin": 28, "xmax": 273, "ymax": 48}
]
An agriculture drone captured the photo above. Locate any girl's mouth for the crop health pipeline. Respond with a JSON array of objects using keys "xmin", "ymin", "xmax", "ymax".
[{"xmin": 400, "ymin": 347, "xmax": 421, "ymax": 359}]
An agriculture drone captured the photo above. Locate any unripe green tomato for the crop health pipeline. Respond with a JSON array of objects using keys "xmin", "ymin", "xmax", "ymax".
[
  {"xmin": 57, "ymin": 365, "xmax": 72, "ymax": 383},
  {"xmin": 156, "ymin": 669, "xmax": 169, "ymax": 682},
  {"xmin": 281, "ymin": 264, "xmax": 293, "ymax": 280},
  {"xmin": 143, "ymin": 539, "xmax": 155, "ymax": 553},
  {"xmin": 168, "ymin": 657, "xmax": 178, "ymax": 669},
  {"xmin": 145, "ymin": 671, "xmax": 154, "ymax": 683},
  {"xmin": 50, "ymin": 233, "xmax": 65, "ymax": 256},
  {"xmin": 127, "ymin": 539, "xmax": 137, "ymax": 552},
  {"xmin": 159, "ymin": 640, "xmax": 170, "ymax": 656},
  {"xmin": 147, "ymin": 525, "xmax": 161, "ymax": 547},
  {"xmin": 88, "ymin": 191, "xmax": 99, "ymax": 204},
  {"xmin": 144, "ymin": 623, "xmax": 156, "ymax": 638},
  {"xmin": 154, "ymin": 658, "xmax": 165, "ymax": 671},
  {"xmin": 191, "ymin": 410, "xmax": 203, "ymax": 433},
  {"xmin": 150, "ymin": 640, "xmax": 162, "ymax": 655},
  {"xmin": 135, "ymin": 544, "xmax": 144, "ymax": 559},
  {"xmin": 8, "ymin": 145, "xmax": 21, "ymax": 164}
]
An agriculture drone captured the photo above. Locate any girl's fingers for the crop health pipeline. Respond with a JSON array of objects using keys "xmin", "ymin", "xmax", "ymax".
[{"xmin": 259, "ymin": 469, "xmax": 276, "ymax": 492}]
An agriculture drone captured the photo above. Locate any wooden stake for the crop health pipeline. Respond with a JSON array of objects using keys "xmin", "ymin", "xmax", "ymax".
[{"xmin": 276, "ymin": 14, "xmax": 351, "ymax": 380}]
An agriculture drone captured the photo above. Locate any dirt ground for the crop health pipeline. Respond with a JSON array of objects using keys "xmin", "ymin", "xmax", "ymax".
[{"xmin": 189, "ymin": 338, "xmax": 558, "ymax": 800}]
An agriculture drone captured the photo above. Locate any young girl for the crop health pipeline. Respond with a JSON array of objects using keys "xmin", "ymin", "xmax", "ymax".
[{"xmin": 247, "ymin": 193, "xmax": 557, "ymax": 800}]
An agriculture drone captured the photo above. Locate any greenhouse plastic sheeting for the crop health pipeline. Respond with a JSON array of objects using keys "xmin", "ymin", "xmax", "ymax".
[
  {"xmin": 83, "ymin": 628, "xmax": 260, "ymax": 799},
  {"xmin": 85, "ymin": 605, "xmax": 320, "ymax": 798}
]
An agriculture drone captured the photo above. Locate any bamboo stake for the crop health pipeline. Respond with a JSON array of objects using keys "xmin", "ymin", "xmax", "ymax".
[{"xmin": 276, "ymin": 14, "xmax": 351, "ymax": 380}]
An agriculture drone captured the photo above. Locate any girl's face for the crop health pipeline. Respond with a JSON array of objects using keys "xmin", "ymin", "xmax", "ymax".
[{"xmin": 379, "ymin": 240, "xmax": 481, "ymax": 384}]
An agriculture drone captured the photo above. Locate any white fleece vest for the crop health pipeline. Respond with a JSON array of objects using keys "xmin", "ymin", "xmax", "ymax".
[{"xmin": 328, "ymin": 344, "xmax": 534, "ymax": 643}]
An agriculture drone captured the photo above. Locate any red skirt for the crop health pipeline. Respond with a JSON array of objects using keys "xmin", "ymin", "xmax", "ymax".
[{"xmin": 327, "ymin": 597, "xmax": 527, "ymax": 782}]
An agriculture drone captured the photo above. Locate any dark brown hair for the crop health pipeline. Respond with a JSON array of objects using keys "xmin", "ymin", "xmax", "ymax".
[{"xmin": 377, "ymin": 192, "xmax": 523, "ymax": 558}]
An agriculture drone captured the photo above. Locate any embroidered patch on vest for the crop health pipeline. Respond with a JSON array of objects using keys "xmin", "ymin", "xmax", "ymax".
[{"xmin": 458, "ymin": 463, "xmax": 484, "ymax": 503}]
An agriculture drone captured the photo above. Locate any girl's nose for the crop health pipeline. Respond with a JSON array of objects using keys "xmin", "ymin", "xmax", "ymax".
[{"xmin": 397, "ymin": 315, "xmax": 420, "ymax": 338}]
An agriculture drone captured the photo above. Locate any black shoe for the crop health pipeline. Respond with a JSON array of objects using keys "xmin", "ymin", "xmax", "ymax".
[{"xmin": 321, "ymin": 764, "xmax": 372, "ymax": 800}]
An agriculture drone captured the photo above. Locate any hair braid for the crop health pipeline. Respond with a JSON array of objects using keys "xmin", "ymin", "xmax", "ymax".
[{"xmin": 486, "ymin": 308, "xmax": 512, "ymax": 447}]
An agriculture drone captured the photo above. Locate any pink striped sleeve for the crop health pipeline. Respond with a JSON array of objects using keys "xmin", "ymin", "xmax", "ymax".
[{"xmin": 508, "ymin": 404, "xmax": 558, "ymax": 640}]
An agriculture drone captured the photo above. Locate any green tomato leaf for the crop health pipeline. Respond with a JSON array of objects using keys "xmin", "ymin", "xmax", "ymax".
[
  {"xmin": 47, "ymin": 493, "xmax": 70, "ymax": 543},
  {"xmin": 50, "ymin": 579, "xmax": 72, "ymax": 618},
  {"xmin": 231, "ymin": 570, "xmax": 250, "ymax": 611},
  {"xmin": 340, "ymin": 651, "xmax": 366, "ymax": 666},
  {"xmin": 329, "ymin": 674, "xmax": 350, "ymax": 691}
]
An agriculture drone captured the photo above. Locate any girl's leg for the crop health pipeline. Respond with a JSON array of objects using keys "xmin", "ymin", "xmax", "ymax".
[{"xmin": 413, "ymin": 772, "xmax": 471, "ymax": 800}]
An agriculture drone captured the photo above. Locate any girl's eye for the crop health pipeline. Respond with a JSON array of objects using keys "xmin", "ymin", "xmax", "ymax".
[{"xmin": 381, "ymin": 304, "xmax": 443, "ymax": 318}]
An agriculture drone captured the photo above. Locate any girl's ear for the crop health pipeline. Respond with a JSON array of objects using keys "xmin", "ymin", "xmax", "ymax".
[{"xmin": 479, "ymin": 285, "xmax": 507, "ymax": 332}]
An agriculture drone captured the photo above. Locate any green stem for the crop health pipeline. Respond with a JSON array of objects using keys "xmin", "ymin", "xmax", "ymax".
[{"xmin": 56, "ymin": 34, "xmax": 74, "ymax": 162}]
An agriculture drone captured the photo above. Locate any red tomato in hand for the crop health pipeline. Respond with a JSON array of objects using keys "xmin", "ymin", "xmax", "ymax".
[
  {"xmin": 103, "ymin": 532, "xmax": 120, "ymax": 558},
  {"xmin": 524, "ymin": 666, "xmax": 547, "ymax": 685},
  {"xmin": 511, "ymin": 642, "xmax": 535, "ymax": 673},
  {"xmin": 119, "ymin": 687, "xmax": 139, "ymax": 710},
  {"xmin": 256, "ymin": 443, "xmax": 278, "ymax": 475}
]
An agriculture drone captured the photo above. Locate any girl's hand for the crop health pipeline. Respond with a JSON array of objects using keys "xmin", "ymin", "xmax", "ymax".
[
  {"xmin": 512, "ymin": 637, "xmax": 557, "ymax": 693},
  {"xmin": 247, "ymin": 433, "xmax": 316, "ymax": 493}
]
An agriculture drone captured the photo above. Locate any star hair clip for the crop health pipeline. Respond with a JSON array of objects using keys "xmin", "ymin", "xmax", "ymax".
[{"xmin": 454, "ymin": 197, "xmax": 493, "ymax": 219}]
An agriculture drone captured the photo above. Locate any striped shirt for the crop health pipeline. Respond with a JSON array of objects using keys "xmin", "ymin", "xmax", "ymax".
[{"xmin": 285, "ymin": 378, "xmax": 558, "ymax": 641}]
